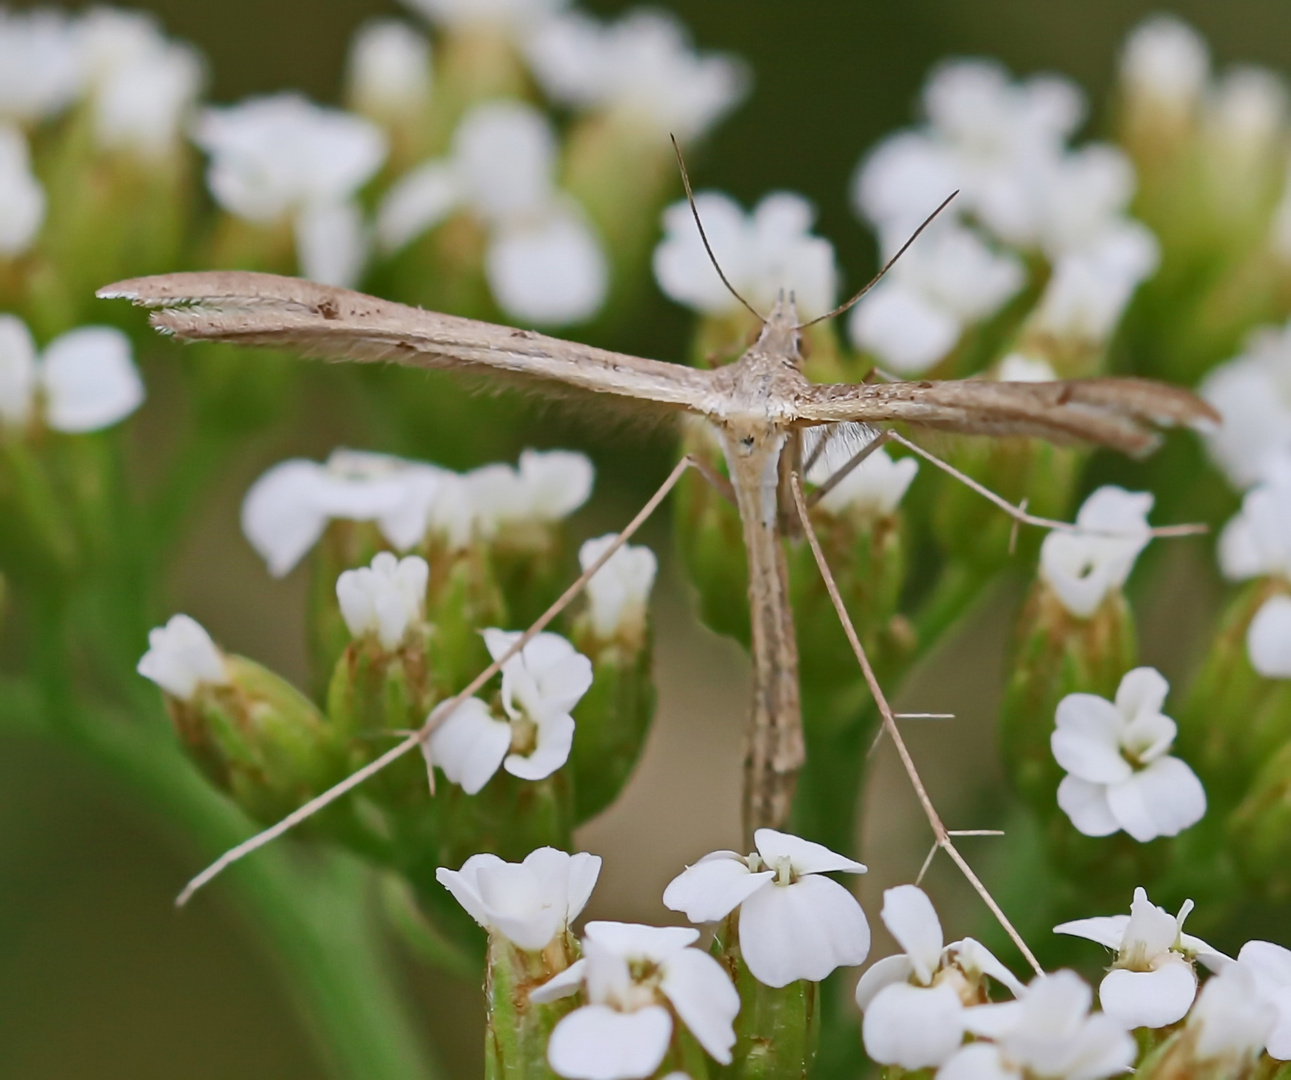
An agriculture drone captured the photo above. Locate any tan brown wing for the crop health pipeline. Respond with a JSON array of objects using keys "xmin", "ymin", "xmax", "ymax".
[
  {"xmin": 99, "ymin": 271, "xmax": 717, "ymax": 414},
  {"xmin": 793, "ymin": 377, "xmax": 1219, "ymax": 457}
]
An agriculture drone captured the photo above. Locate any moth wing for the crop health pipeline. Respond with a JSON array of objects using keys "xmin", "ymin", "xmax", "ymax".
[{"xmin": 99, "ymin": 271, "xmax": 717, "ymax": 415}]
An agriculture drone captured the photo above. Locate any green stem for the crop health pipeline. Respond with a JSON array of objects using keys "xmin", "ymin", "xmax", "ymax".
[{"xmin": 0, "ymin": 676, "xmax": 442, "ymax": 1080}]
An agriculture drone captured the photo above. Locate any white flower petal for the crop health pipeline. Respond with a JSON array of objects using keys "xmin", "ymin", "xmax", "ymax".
[
  {"xmin": 1105, "ymin": 755, "xmax": 1206, "ymax": 842},
  {"xmin": 347, "ymin": 18, "xmax": 431, "ymax": 119},
  {"xmin": 547, "ymin": 1003, "xmax": 672, "ymax": 1080},
  {"xmin": 753, "ymin": 828, "xmax": 866, "ymax": 875},
  {"xmin": 240, "ymin": 460, "xmax": 335, "ymax": 577},
  {"xmin": 936, "ymin": 1042, "xmax": 1018, "ymax": 1080},
  {"xmin": 1052, "ymin": 914, "xmax": 1130, "ymax": 951},
  {"xmin": 137, "ymin": 614, "xmax": 228, "ymax": 701},
  {"xmin": 880, "ymin": 885, "xmax": 944, "ymax": 984},
  {"xmin": 474, "ymin": 861, "xmax": 565, "ymax": 950},
  {"xmin": 1114, "ymin": 667, "xmax": 1170, "ymax": 721},
  {"xmin": 376, "ymin": 160, "xmax": 461, "ymax": 252},
  {"xmin": 583, "ymin": 920, "xmax": 699, "ymax": 961},
  {"xmin": 517, "ymin": 448, "xmax": 595, "ymax": 522},
  {"xmin": 950, "ymin": 938, "xmax": 1027, "ymax": 999},
  {"xmin": 738, "ymin": 874, "xmax": 870, "ymax": 987},
  {"xmin": 1121, "ymin": 886, "xmax": 1180, "ymax": 958},
  {"xmin": 848, "ymin": 281, "xmax": 962, "ymax": 376},
  {"xmin": 1056, "ymin": 774, "xmax": 1120, "ymax": 837},
  {"xmin": 40, "ymin": 326, "xmax": 144, "ymax": 433},
  {"xmin": 854, "ymin": 953, "xmax": 916, "ymax": 1011},
  {"xmin": 660, "ymin": 948, "xmax": 739, "ymax": 1064},
  {"xmin": 662, "ymin": 853, "xmax": 772, "ymax": 924},
  {"xmin": 434, "ymin": 852, "xmax": 503, "ymax": 929},
  {"xmin": 1249, "ymin": 595, "xmax": 1291, "ymax": 678},
  {"xmin": 487, "ymin": 210, "xmax": 608, "ymax": 326},
  {"xmin": 505, "ymin": 711, "xmax": 575, "ymax": 781},
  {"xmin": 863, "ymin": 982, "xmax": 966, "ymax": 1070},
  {"xmin": 530, "ymin": 957, "xmax": 586, "ymax": 1005},
  {"xmin": 425, "ymin": 697, "xmax": 511, "ymax": 794},
  {"xmin": 0, "ymin": 312, "xmax": 36, "ymax": 427},
  {"xmin": 579, "ymin": 535, "xmax": 658, "ymax": 639},
  {"xmin": 1052, "ymin": 694, "xmax": 1133, "ymax": 784},
  {"xmin": 1099, "ymin": 958, "xmax": 1196, "ymax": 1029},
  {"xmin": 0, "ymin": 123, "xmax": 45, "ymax": 255},
  {"xmin": 295, "ymin": 200, "xmax": 369, "ymax": 288}
]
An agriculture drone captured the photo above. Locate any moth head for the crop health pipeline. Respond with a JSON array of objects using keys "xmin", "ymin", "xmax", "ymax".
[{"xmin": 756, "ymin": 289, "xmax": 802, "ymax": 367}]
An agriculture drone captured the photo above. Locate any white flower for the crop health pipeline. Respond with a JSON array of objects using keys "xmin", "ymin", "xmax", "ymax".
[
  {"xmin": 1052, "ymin": 667, "xmax": 1206, "ymax": 843},
  {"xmin": 578, "ymin": 536, "xmax": 657, "ymax": 641},
  {"xmin": 240, "ymin": 449, "xmax": 446, "ymax": 577},
  {"xmin": 346, "ymin": 19, "xmax": 431, "ymax": 120},
  {"xmin": 848, "ymin": 220, "xmax": 1024, "ymax": 375},
  {"xmin": 1030, "ymin": 221, "xmax": 1160, "ymax": 345},
  {"xmin": 855, "ymin": 885, "xmax": 1023, "ymax": 1071},
  {"xmin": 1248, "ymin": 595, "xmax": 1291, "ymax": 679},
  {"xmin": 1188, "ymin": 960, "xmax": 1277, "ymax": 1067},
  {"xmin": 523, "ymin": 8, "xmax": 748, "ymax": 140},
  {"xmin": 137, "ymin": 614, "xmax": 229, "ymax": 701},
  {"xmin": 377, "ymin": 101, "xmax": 607, "ymax": 325},
  {"xmin": 996, "ymin": 353, "xmax": 1057, "ymax": 382},
  {"xmin": 0, "ymin": 123, "xmax": 45, "ymax": 256},
  {"xmin": 937, "ymin": 970, "xmax": 1135, "ymax": 1080},
  {"xmin": 662, "ymin": 828, "xmax": 869, "ymax": 988},
  {"xmin": 400, "ymin": 0, "xmax": 567, "ymax": 35},
  {"xmin": 468, "ymin": 448, "xmax": 595, "ymax": 537},
  {"xmin": 1203, "ymin": 67, "xmax": 1288, "ymax": 168},
  {"xmin": 532, "ymin": 921, "xmax": 739, "ymax": 1079},
  {"xmin": 436, "ymin": 847, "xmax": 600, "ymax": 951},
  {"xmin": 1053, "ymin": 887, "xmax": 1224, "ymax": 1028},
  {"xmin": 653, "ymin": 191, "xmax": 837, "ymax": 319},
  {"xmin": 1119, "ymin": 15, "xmax": 1210, "ymax": 119},
  {"xmin": 1236, "ymin": 940, "xmax": 1291, "ymax": 1059},
  {"xmin": 803, "ymin": 433, "xmax": 918, "ymax": 518},
  {"xmin": 194, "ymin": 93, "xmax": 386, "ymax": 287},
  {"xmin": 0, "ymin": 316, "xmax": 144, "ymax": 433},
  {"xmin": 426, "ymin": 630, "xmax": 592, "ymax": 794},
  {"xmin": 1200, "ymin": 322, "xmax": 1291, "ymax": 490},
  {"xmin": 1039, "ymin": 486, "xmax": 1154, "ymax": 618},
  {"xmin": 0, "ymin": 8, "xmax": 83, "ymax": 124},
  {"xmin": 336, "ymin": 552, "xmax": 429, "ymax": 650},
  {"xmin": 78, "ymin": 8, "xmax": 204, "ymax": 158}
]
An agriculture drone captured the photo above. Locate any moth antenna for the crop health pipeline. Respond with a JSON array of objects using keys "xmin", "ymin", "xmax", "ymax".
[
  {"xmin": 670, "ymin": 134, "xmax": 765, "ymax": 324},
  {"xmin": 796, "ymin": 190, "xmax": 959, "ymax": 331}
]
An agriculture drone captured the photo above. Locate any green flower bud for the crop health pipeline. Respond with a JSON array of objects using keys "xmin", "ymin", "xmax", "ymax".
[
  {"xmin": 138, "ymin": 615, "xmax": 342, "ymax": 824},
  {"xmin": 1178, "ymin": 580, "xmax": 1291, "ymax": 809},
  {"xmin": 567, "ymin": 536, "xmax": 659, "ymax": 822}
]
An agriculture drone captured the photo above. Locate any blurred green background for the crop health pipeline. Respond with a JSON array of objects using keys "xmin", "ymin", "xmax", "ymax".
[{"xmin": 3, "ymin": 1, "xmax": 1290, "ymax": 1077}]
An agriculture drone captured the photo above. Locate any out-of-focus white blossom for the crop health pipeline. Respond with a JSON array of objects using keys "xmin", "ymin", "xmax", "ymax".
[
  {"xmin": 855, "ymin": 885, "xmax": 1023, "ymax": 1071},
  {"xmin": 426, "ymin": 630, "xmax": 591, "ymax": 794},
  {"xmin": 0, "ymin": 123, "xmax": 44, "ymax": 256},
  {"xmin": 937, "ymin": 970, "xmax": 1135, "ymax": 1080},
  {"xmin": 468, "ymin": 448, "xmax": 595, "ymax": 536},
  {"xmin": 1052, "ymin": 667, "xmax": 1206, "ymax": 843},
  {"xmin": 79, "ymin": 8, "xmax": 204, "ymax": 157},
  {"xmin": 662, "ymin": 828, "xmax": 869, "ymax": 988},
  {"xmin": 240, "ymin": 449, "xmax": 445, "ymax": 577},
  {"xmin": 1119, "ymin": 15, "xmax": 1211, "ymax": 120},
  {"xmin": 1030, "ymin": 221, "xmax": 1160, "ymax": 345},
  {"xmin": 578, "ymin": 535, "xmax": 657, "ymax": 641},
  {"xmin": 653, "ymin": 191, "xmax": 837, "ymax": 319},
  {"xmin": 1200, "ymin": 321, "xmax": 1291, "ymax": 490},
  {"xmin": 996, "ymin": 353, "xmax": 1057, "ymax": 382},
  {"xmin": 1236, "ymin": 940, "xmax": 1291, "ymax": 1059},
  {"xmin": 0, "ymin": 315, "xmax": 143, "ymax": 433},
  {"xmin": 436, "ymin": 847, "xmax": 600, "ymax": 951},
  {"xmin": 1203, "ymin": 66, "xmax": 1288, "ymax": 165},
  {"xmin": 1248, "ymin": 595, "xmax": 1291, "ymax": 679},
  {"xmin": 346, "ymin": 18, "xmax": 432, "ymax": 119},
  {"xmin": 0, "ymin": 8, "xmax": 83, "ymax": 124},
  {"xmin": 803, "ymin": 433, "xmax": 919, "ymax": 518},
  {"xmin": 848, "ymin": 221, "xmax": 1024, "ymax": 374},
  {"xmin": 531, "ymin": 921, "xmax": 739, "ymax": 1079},
  {"xmin": 400, "ymin": 0, "xmax": 568, "ymax": 35},
  {"xmin": 377, "ymin": 101, "xmax": 607, "ymax": 324},
  {"xmin": 137, "ymin": 614, "xmax": 229, "ymax": 701},
  {"xmin": 194, "ymin": 93, "xmax": 387, "ymax": 286},
  {"xmin": 1039, "ymin": 486, "xmax": 1153, "ymax": 618},
  {"xmin": 336, "ymin": 552, "xmax": 429, "ymax": 650},
  {"xmin": 524, "ymin": 8, "xmax": 748, "ymax": 140},
  {"xmin": 1054, "ymin": 887, "xmax": 1223, "ymax": 1028},
  {"xmin": 1187, "ymin": 961, "xmax": 1277, "ymax": 1067}
]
